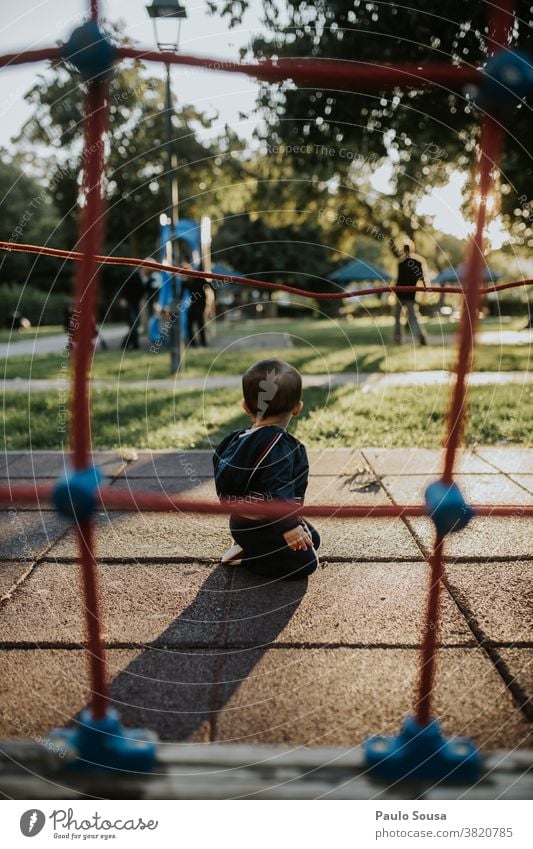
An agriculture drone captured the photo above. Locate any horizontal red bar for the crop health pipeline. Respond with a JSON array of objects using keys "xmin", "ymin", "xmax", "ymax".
[
  {"xmin": 0, "ymin": 483, "xmax": 530, "ymax": 519},
  {"xmin": 0, "ymin": 241, "xmax": 530, "ymax": 301},
  {"xmin": 118, "ymin": 47, "xmax": 482, "ymax": 91},
  {"xmin": 0, "ymin": 47, "xmax": 62, "ymax": 68}
]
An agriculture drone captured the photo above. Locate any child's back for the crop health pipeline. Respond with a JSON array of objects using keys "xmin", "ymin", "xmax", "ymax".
[{"xmin": 213, "ymin": 359, "xmax": 320, "ymax": 581}]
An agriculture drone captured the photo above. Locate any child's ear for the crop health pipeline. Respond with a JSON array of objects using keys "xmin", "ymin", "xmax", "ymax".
[
  {"xmin": 242, "ymin": 400, "xmax": 253, "ymax": 416},
  {"xmin": 292, "ymin": 400, "xmax": 304, "ymax": 417}
]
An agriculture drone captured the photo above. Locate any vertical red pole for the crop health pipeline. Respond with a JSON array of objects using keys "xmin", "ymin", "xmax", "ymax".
[
  {"xmin": 415, "ymin": 1, "xmax": 513, "ymax": 725},
  {"xmin": 70, "ymin": 70, "xmax": 109, "ymax": 718},
  {"xmin": 442, "ymin": 118, "xmax": 503, "ymax": 483}
]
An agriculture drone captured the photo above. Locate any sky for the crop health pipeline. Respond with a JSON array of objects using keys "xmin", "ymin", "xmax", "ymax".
[
  {"xmin": 0, "ymin": 0, "xmax": 508, "ymax": 250},
  {"xmin": 0, "ymin": 0, "xmax": 264, "ymax": 146}
]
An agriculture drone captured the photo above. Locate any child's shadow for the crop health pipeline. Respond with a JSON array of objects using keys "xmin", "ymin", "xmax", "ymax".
[{"xmin": 106, "ymin": 565, "xmax": 308, "ymax": 742}]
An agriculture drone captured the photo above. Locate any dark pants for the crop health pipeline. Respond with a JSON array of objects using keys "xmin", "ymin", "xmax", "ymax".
[
  {"xmin": 229, "ymin": 517, "xmax": 320, "ymax": 581},
  {"xmin": 122, "ymin": 301, "xmax": 141, "ymax": 349},
  {"xmin": 187, "ymin": 303, "xmax": 207, "ymax": 347}
]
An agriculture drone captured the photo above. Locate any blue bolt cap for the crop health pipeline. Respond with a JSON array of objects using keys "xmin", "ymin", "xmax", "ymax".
[
  {"xmin": 425, "ymin": 479, "xmax": 475, "ymax": 536},
  {"xmin": 46, "ymin": 708, "xmax": 157, "ymax": 773},
  {"xmin": 52, "ymin": 465, "xmax": 103, "ymax": 521},
  {"xmin": 365, "ymin": 715, "xmax": 480, "ymax": 782},
  {"xmin": 479, "ymin": 50, "xmax": 533, "ymax": 107},
  {"xmin": 63, "ymin": 21, "xmax": 117, "ymax": 80}
]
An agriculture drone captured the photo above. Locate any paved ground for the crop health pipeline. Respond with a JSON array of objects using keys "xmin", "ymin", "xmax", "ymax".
[{"xmin": 0, "ymin": 448, "xmax": 531, "ymax": 752}]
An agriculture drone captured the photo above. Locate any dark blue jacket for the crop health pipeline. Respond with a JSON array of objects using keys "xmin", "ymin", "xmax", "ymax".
[{"xmin": 213, "ymin": 425, "xmax": 309, "ymax": 532}]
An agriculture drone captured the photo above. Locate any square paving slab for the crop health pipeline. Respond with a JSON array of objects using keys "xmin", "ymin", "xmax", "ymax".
[
  {"xmin": 112, "ymin": 473, "xmax": 391, "ymax": 507},
  {"xmin": 4, "ymin": 451, "xmax": 125, "ymax": 479},
  {"xmin": 0, "ymin": 648, "xmax": 218, "ymax": 743},
  {"xmin": 498, "ymin": 649, "xmax": 533, "ymax": 702},
  {"xmin": 122, "ymin": 451, "xmax": 215, "ymax": 478},
  {"xmin": 226, "ymin": 563, "xmax": 473, "ymax": 647},
  {"xmin": 0, "ymin": 562, "xmax": 230, "ymax": 646},
  {"xmin": 508, "ymin": 475, "xmax": 533, "ymax": 495},
  {"xmin": 48, "ymin": 513, "xmax": 422, "ymax": 561},
  {"xmin": 475, "ymin": 448, "xmax": 533, "ymax": 475},
  {"xmin": 0, "ymin": 452, "xmax": 23, "ymax": 475},
  {"xmin": 406, "ymin": 516, "xmax": 533, "ymax": 560},
  {"xmin": 48, "ymin": 512, "xmax": 232, "ymax": 560},
  {"xmin": 307, "ymin": 449, "xmax": 370, "ymax": 476},
  {"xmin": 213, "ymin": 647, "xmax": 530, "ymax": 749},
  {"xmin": 362, "ymin": 448, "xmax": 495, "ymax": 476},
  {"xmin": 446, "ymin": 562, "xmax": 533, "ymax": 644},
  {"xmin": 0, "ymin": 510, "xmax": 69, "ymax": 560},
  {"xmin": 317, "ymin": 517, "xmax": 422, "ymax": 560},
  {"xmin": 383, "ymin": 474, "xmax": 533, "ymax": 506},
  {"xmin": 112, "ymin": 476, "xmax": 216, "ymax": 501},
  {"xmin": 0, "ymin": 562, "xmax": 34, "ymax": 598}
]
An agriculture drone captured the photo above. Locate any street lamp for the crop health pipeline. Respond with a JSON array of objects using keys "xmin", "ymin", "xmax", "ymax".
[{"xmin": 146, "ymin": 0, "xmax": 187, "ymax": 373}]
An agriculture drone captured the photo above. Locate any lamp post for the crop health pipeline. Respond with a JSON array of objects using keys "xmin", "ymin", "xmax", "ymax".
[{"xmin": 146, "ymin": 0, "xmax": 187, "ymax": 373}]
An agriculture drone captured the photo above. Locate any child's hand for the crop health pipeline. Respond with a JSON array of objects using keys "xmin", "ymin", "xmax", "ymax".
[{"xmin": 283, "ymin": 525, "xmax": 314, "ymax": 552}]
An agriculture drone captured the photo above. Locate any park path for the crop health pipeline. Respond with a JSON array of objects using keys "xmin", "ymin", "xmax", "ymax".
[
  {"xmin": 2, "ymin": 370, "xmax": 532, "ymax": 393},
  {"xmin": 0, "ymin": 326, "xmax": 125, "ymax": 357},
  {"xmin": 1, "ymin": 326, "xmax": 531, "ymax": 359}
]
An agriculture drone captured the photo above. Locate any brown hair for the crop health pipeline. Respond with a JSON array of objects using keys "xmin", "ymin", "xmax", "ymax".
[{"xmin": 242, "ymin": 359, "xmax": 302, "ymax": 419}]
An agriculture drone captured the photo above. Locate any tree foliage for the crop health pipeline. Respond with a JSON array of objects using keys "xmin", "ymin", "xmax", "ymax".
[
  {"xmin": 208, "ymin": 0, "xmax": 533, "ymax": 248},
  {"xmin": 14, "ymin": 45, "xmax": 248, "ymax": 260}
]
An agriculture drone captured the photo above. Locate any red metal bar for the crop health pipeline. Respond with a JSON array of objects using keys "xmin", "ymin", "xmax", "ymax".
[
  {"xmin": 0, "ymin": 47, "xmax": 62, "ymax": 68},
  {"xmin": 1, "ymin": 483, "xmax": 531, "ymax": 519},
  {"xmin": 69, "ymin": 77, "xmax": 110, "ymax": 720},
  {"xmin": 70, "ymin": 84, "xmax": 108, "ymax": 471},
  {"xmin": 118, "ymin": 46, "xmax": 481, "ymax": 91},
  {"xmin": 1, "ymin": 241, "xmax": 530, "ymax": 301},
  {"xmin": 489, "ymin": 0, "xmax": 515, "ymax": 51},
  {"xmin": 416, "ymin": 532, "xmax": 445, "ymax": 726},
  {"xmin": 443, "ymin": 117, "xmax": 504, "ymax": 483},
  {"xmin": 415, "ymin": 1, "xmax": 516, "ymax": 731},
  {"xmin": 77, "ymin": 518, "xmax": 108, "ymax": 716}
]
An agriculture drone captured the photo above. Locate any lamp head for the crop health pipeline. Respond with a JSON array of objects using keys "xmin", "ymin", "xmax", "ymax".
[{"xmin": 146, "ymin": 0, "xmax": 187, "ymax": 19}]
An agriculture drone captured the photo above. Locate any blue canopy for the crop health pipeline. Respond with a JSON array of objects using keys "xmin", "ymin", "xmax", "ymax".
[
  {"xmin": 433, "ymin": 263, "xmax": 502, "ymax": 285},
  {"xmin": 328, "ymin": 259, "xmax": 392, "ymax": 284},
  {"xmin": 211, "ymin": 263, "xmax": 244, "ymax": 291}
]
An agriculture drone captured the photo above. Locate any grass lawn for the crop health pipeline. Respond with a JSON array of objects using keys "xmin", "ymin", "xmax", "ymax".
[
  {"xmin": 0, "ymin": 325, "xmax": 66, "ymax": 344},
  {"xmin": 3, "ymin": 383, "xmax": 531, "ymax": 450},
  {"xmin": 2, "ymin": 316, "xmax": 530, "ymax": 381}
]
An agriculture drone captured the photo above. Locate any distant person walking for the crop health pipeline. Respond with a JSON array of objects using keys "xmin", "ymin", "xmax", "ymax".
[
  {"xmin": 394, "ymin": 239, "xmax": 428, "ymax": 346},
  {"xmin": 181, "ymin": 256, "xmax": 211, "ymax": 348},
  {"xmin": 120, "ymin": 267, "xmax": 147, "ymax": 350}
]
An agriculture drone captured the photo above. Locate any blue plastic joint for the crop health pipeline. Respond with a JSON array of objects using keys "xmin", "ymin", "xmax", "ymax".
[
  {"xmin": 477, "ymin": 50, "xmax": 533, "ymax": 109},
  {"xmin": 424, "ymin": 479, "xmax": 475, "ymax": 536},
  {"xmin": 63, "ymin": 21, "xmax": 117, "ymax": 81},
  {"xmin": 45, "ymin": 708, "xmax": 157, "ymax": 773},
  {"xmin": 364, "ymin": 715, "xmax": 480, "ymax": 782},
  {"xmin": 52, "ymin": 465, "xmax": 103, "ymax": 521}
]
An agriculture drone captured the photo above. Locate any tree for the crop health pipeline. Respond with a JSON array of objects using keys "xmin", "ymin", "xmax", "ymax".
[
  {"xmin": 0, "ymin": 156, "xmax": 65, "ymax": 288},
  {"xmin": 13, "ymin": 31, "xmax": 248, "ymax": 261},
  {"xmin": 208, "ymin": 0, "xmax": 533, "ymax": 248}
]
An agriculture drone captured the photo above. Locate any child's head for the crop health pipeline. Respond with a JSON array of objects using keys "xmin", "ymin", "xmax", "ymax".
[{"xmin": 242, "ymin": 359, "xmax": 303, "ymax": 423}]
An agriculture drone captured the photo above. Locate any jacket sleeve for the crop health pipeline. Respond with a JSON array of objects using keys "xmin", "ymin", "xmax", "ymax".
[{"xmin": 256, "ymin": 437, "xmax": 302, "ymax": 533}]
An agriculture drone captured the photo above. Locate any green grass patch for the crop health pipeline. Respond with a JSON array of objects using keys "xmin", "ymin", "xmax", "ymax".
[
  {"xmin": 3, "ymin": 383, "xmax": 530, "ymax": 451},
  {"xmin": 2, "ymin": 316, "xmax": 530, "ymax": 381}
]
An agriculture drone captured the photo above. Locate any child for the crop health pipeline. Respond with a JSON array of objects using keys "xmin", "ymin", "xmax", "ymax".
[{"xmin": 213, "ymin": 359, "xmax": 320, "ymax": 581}]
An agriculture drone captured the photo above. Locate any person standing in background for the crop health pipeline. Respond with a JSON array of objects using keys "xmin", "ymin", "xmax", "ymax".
[
  {"xmin": 120, "ymin": 266, "xmax": 147, "ymax": 350},
  {"xmin": 394, "ymin": 239, "xmax": 429, "ymax": 346},
  {"xmin": 181, "ymin": 256, "xmax": 211, "ymax": 348}
]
